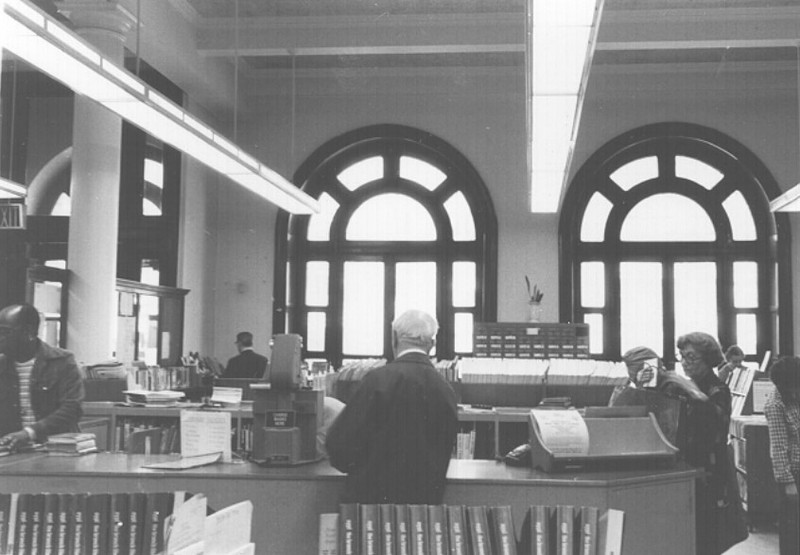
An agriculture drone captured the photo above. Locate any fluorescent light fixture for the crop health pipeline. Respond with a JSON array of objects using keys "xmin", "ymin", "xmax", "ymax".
[
  {"xmin": 527, "ymin": 0, "xmax": 604, "ymax": 213},
  {"xmin": 0, "ymin": 0, "xmax": 318, "ymax": 214},
  {"xmin": 0, "ymin": 176, "xmax": 26, "ymax": 198},
  {"xmin": 770, "ymin": 183, "xmax": 800, "ymax": 212}
]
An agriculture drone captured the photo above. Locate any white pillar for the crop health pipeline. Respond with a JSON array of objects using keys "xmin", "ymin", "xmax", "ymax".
[{"xmin": 62, "ymin": 0, "xmax": 134, "ymax": 363}]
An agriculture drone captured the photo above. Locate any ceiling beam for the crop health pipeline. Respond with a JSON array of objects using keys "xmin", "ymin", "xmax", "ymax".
[{"xmin": 193, "ymin": 6, "xmax": 800, "ymax": 59}]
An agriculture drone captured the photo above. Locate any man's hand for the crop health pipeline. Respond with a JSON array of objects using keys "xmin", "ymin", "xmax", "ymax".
[
  {"xmin": 0, "ymin": 430, "xmax": 32, "ymax": 452},
  {"xmin": 785, "ymin": 482, "xmax": 798, "ymax": 501}
]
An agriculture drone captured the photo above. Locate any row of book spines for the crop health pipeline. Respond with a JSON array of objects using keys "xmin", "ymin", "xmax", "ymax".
[
  {"xmin": 0, "ymin": 491, "xmax": 187, "ymax": 555},
  {"xmin": 331, "ymin": 504, "xmax": 517, "ymax": 555},
  {"xmin": 114, "ymin": 420, "xmax": 179, "ymax": 453},
  {"xmin": 519, "ymin": 505, "xmax": 624, "ymax": 555}
]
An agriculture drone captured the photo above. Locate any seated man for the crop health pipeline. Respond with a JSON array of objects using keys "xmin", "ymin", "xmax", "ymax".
[
  {"xmin": 325, "ymin": 309, "xmax": 458, "ymax": 505},
  {"xmin": 0, "ymin": 303, "xmax": 84, "ymax": 451},
  {"xmin": 225, "ymin": 331, "xmax": 269, "ymax": 379}
]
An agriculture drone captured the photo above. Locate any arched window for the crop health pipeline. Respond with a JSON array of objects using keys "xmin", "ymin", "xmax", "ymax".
[
  {"xmin": 274, "ymin": 125, "xmax": 497, "ymax": 365},
  {"xmin": 560, "ymin": 123, "xmax": 793, "ymax": 363}
]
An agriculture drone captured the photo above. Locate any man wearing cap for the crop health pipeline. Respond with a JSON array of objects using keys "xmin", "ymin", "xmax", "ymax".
[
  {"xmin": 224, "ymin": 331, "xmax": 269, "ymax": 379},
  {"xmin": 0, "ymin": 303, "xmax": 84, "ymax": 451},
  {"xmin": 610, "ymin": 345, "xmax": 708, "ymax": 406}
]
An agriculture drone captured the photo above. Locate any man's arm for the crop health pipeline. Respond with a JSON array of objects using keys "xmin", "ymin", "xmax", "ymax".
[
  {"xmin": 325, "ymin": 376, "xmax": 378, "ymax": 472},
  {"xmin": 31, "ymin": 356, "xmax": 84, "ymax": 439}
]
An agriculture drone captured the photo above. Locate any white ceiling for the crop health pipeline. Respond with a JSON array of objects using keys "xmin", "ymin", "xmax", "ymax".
[{"xmin": 172, "ymin": 0, "xmax": 800, "ymax": 72}]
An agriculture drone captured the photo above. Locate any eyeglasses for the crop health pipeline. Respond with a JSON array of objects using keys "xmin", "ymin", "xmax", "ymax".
[{"xmin": 676, "ymin": 352, "xmax": 701, "ymax": 364}]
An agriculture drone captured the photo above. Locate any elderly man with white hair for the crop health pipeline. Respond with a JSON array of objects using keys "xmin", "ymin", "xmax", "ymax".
[{"xmin": 326, "ymin": 309, "xmax": 458, "ymax": 504}]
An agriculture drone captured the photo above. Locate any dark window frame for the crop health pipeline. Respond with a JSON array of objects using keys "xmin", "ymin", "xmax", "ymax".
[
  {"xmin": 559, "ymin": 122, "xmax": 793, "ymax": 362},
  {"xmin": 274, "ymin": 124, "xmax": 498, "ymax": 366}
]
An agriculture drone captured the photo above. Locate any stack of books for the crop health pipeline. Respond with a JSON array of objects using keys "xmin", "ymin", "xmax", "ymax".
[
  {"xmin": 122, "ymin": 390, "xmax": 185, "ymax": 407},
  {"xmin": 45, "ymin": 433, "xmax": 98, "ymax": 456}
]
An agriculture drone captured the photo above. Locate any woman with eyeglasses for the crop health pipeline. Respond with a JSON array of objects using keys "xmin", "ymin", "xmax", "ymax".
[{"xmin": 677, "ymin": 331, "xmax": 745, "ymax": 554}]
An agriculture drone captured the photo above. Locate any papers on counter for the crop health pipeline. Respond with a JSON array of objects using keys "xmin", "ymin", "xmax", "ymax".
[
  {"xmin": 530, "ymin": 409, "xmax": 590, "ymax": 455},
  {"xmin": 142, "ymin": 451, "xmax": 222, "ymax": 470}
]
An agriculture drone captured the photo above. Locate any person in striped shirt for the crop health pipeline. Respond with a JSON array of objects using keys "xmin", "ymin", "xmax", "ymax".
[
  {"xmin": 0, "ymin": 303, "xmax": 84, "ymax": 451},
  {"xmin": 765, "ymin": 356, "xmax": 800, "ymax": 555}
]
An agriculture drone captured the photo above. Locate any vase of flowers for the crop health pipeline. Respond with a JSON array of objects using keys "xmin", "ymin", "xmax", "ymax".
[{"xmin": 525, "ymin": 276, "xmax": 544, "ymax": 323}]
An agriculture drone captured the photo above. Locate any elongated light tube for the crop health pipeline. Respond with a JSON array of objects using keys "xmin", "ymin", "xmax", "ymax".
[{"xmin": 0, "ymin": 0, "xmax": 318, "ymax": 214}]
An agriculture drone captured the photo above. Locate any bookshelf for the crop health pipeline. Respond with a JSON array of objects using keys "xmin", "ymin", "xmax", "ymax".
[{"xmin": 0, "ymin": 454, "xmax": 698, "ymax": 555}]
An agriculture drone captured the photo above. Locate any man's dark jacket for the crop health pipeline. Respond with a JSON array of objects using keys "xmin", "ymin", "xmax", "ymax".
[
  {"xmin": 325, "ymin": 352, "xmax": 458, "ymax": 504},
  {"xmin": 0, "ymin": 341, "xmax": 84, "ymax": 439},
  {"xmin": 225, "ymin": 349, "xmax": 268, "ymax": 379}
]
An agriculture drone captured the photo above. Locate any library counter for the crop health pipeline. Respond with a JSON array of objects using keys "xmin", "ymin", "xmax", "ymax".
[{"xmin": 0, "ymin": 453, "xmax": 698, "ymax": 554}]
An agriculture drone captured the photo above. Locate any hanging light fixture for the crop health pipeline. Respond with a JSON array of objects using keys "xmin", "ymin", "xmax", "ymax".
[
  {"xmin": 770, "ymin": 44, "xmax": 800, "ymax": 212},
  {"xmin": 0, "ymin": 0, "xmax": 319, "ymax": 214},
  {"xmin": 526, "ymin": 0, "xmax": 604, "ymax": 213}
]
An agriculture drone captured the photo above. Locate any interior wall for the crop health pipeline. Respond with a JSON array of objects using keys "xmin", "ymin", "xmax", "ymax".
[{"xmin": 196, "ymin": 61, "xmax": 800, "ymax": 360}]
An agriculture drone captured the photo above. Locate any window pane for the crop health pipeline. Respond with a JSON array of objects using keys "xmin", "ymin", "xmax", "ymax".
[
  {"xmin": 736, "ymin": 314, "xmax": 757, "ymax": 355},
  {"xmin": 452, "ymin": 261, "xmax": 476, "ymax": 307},
  {"xmin": 610, "ymin": 156, "xmax": 658, "ymax": 191},
  {"xmin": 337, "ymin": 156, "xmax": 383, "ymax": 191},
  {"xmin": 52, "ymin": 193, "xmax": 71, "ymax": 216},
  {"xmin": 733, "ymin": 261, "xmax": 758, "ymax": 308},
  {"xmin": 584, "ymin": 313, "xmax": 603, "ymax": 355},
  {"xmin": 138, "ymin": 294, "xmax": 159, "ymax": 365},
  {"xmin": 580, "ymin": 192, "xmax": 612, "ymax": 242},
  {"xmin": 621, "ymin": 193, "xmax": 715, "ymax": 241},
  {"xmin": 443, "ymin": 191, "xmax": 476, "ymax": 241},
  {"xmin": 395, "ymin": 262, "xmax": 437, "ymax": 318},
  {"xmin": 399, "ymin": 156, "xmax": 446, "ymax": 191},
  {"xmin": 722, "ymin": 191, "xmax": 757, "ymax": 241},
  {"xmin": 454, "ymin": 313, "xmax": 473, "ymax": 353},
  {"xmin": 580, "ymin": 261, "xmax": 604, "ymax": 308},
  {"xmin": 141, "ymin": 259, "xmax": 160, "ymax": 286},
  {"xmin": 675, "ymin": 156, "xmax": 723, "ymax": 190},
  {"xmin": 307, "ymin": 193, "xmax": 339, "ymax": 242},
  {"xmin": 674, "ymin": 262, "xmax": 718, "ymax": 340},
  {"xmin": 305, "ymin": 261, "xmax": 329, "ymax": 307},
  {"xmin": 143, "ymin": 157, "xmax": 163, "ymax": 215},
  {"xmin": 306, "ymin": 312, "xmax": 326, "ymax": 352},
  {"xmin": 343, "ymin": 262, "xmax": 384, "ymax": 355},
  {"xmin": 620, "ymin": 262, "xmax": 663, "ymax": 356},
  {"xmin": 346, "ymin": 193, "xmax": 436, "ymax": 241}
]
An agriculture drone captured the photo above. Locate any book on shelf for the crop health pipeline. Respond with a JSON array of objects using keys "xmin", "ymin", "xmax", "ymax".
[
  {"xmin": 379, "ymin": 504, "xmax": 395, "ymax": 555},
  {"xmin": 338, "ymin": 503, "xmax": 358, "ymax": 555},
  {"xmin": 465, "ymin": 505, "xmax": 491, "ymax": 555},
  {"xmin": 318, "ymin": 513, "xmax": 338, "ymax": 555},
  {"xmin": 489, "ymin": 505, "xmax": 517, "ymax": 555},
  {"xmin": 597, "ymin": 509, "xmax": 624, "ymax": 555},
  {"xmin": 85, "ymin": 492, "xmax": 111, "ymax": 555},
  {"xmin": 56, "ymin": 492, "xmax": 73, "ymax": 554},
  {"xmin": 579, "ymin": 506, "xmax": 598, "ymax": 555},
  {"xmin": 556, "ymin": 505, "xmax": 576, "ymax": 555},
  {"xmin": 427, "ymin": 505, "xmax": 449, "ymax": 555},
  {"xmin": 408, "ymin": 504, "xmax": 429, "ymax": 555},
  {"xmin": 395, "ymin": 503, "xmax": 410, "ymax": 555},
  {"xmin": 359, "ymin": 504, "xmax": 379, "ymax": 555},
  {"xmin": 110, "ymin": 492, "xmax": 130, "ymax": 555},
  {"xmin": 73, "ymin": 492, "xmax": 88, "ymax": 555},
  {"xmin": 446, "ymin": 505, "xmax": 468, "ymax": 555},
  {"xmin": 42, "ymin": 492, "xmax": 59, "ymax": 555}
]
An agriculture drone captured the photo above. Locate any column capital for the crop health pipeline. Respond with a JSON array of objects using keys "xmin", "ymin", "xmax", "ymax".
[{"xmin": 56, "ymin": 0, "xmax": 136, "ymax": 38}]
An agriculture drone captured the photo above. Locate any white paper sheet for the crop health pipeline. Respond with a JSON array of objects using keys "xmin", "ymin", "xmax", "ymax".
[
  {"xmin": 204, "ymin": 500, "xmax": 253, "ymax": 555},
  {"xmin": 530, "ymin": 408, "xmax": 590, "ymax": 455},
  {"xmin": 180, "ymin": 410, "xmax": 232, "ymax": 462}
]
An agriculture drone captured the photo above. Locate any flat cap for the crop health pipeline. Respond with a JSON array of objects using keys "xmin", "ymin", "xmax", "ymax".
[{"xmin": 622, "ymin": 346, "xmax": 658, "ymax": 364}]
